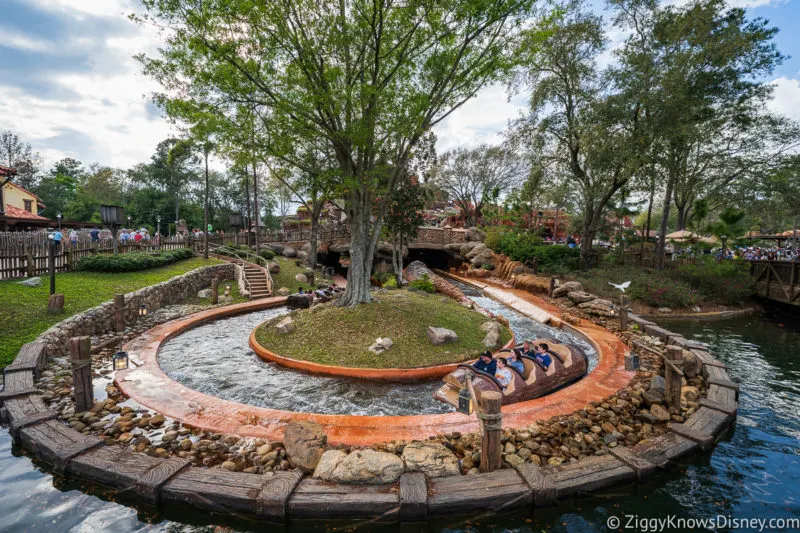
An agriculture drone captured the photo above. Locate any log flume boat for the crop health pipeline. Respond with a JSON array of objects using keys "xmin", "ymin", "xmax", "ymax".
[{"xmin": 433, "ymin": 339, "xmax": 589, "ymax": 409}]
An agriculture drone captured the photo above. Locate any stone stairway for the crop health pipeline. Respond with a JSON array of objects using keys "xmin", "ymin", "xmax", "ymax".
[{"xmin": 244, "ymin": 263, "xmax": 271, "ymax": 299}]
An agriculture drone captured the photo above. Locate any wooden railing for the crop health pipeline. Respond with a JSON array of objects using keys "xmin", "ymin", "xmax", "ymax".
[{"xmin": 750, "ymin": 260, "xmax": 800, "ymax": 306}]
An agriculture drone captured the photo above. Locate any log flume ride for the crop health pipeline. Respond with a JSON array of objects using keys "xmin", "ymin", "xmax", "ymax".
[{"xmin": 433, "ymin": 339, "xmax": 589, "ymax": 409}]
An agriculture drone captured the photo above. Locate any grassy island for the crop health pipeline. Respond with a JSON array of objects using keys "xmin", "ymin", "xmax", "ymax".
[{"xmin": 255, "ymin": 289, "xmax": 511, "ymax": 369}]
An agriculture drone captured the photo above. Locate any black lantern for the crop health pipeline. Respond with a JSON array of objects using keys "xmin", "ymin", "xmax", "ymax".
[
  {"xmin": 229, "ymin": 213, "xmax": 244, "ymax": 228},
  {"xmin": 112, "ymin": 350, "xmax": 129, "ymax": 371},
  {"xmin": 138, "ymin": 304, "xmax": 148, "ymax": 317},
  {"xmin": 457, "ymin": 376, "xmax": 474, "ymax": 415}
]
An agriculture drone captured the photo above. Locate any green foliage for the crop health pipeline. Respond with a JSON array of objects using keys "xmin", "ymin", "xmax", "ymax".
[
  {"xmin": 672, "ymin": 258, "xmax": 754, "ymax": 305},
  {"xmin": 382, "ymin": 276, "xmax": 398, "ymax": 288},
  {"xmin": 409, "ymin": 274, "xmax": 436, "ymax": 293},
  {"xmin": 259, "ymin": 248, "xmax": 275, "ymax": 261},
  {"xmin": 498, "ymin": 232, "xmax": 543, "ymax": 261},
  {"xmin": 75, "ymin": 249, "xmax": 194, "ymax": 272},
  {"xmin": 483, "ymin": 226, "xmax": 507, "ymax": 253},
  {"xmin": 627, "ymin": 278, "xmax": 698, "ymax": 309}
]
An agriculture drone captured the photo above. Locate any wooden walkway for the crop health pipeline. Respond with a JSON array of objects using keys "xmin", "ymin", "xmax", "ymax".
[
  {"xmin": 750, "ymin": 260, "xmax": 800, "ymax": 307},
  {"xmin": 0, "ymin": 293, "xmax": 739, "ymax": 522}
]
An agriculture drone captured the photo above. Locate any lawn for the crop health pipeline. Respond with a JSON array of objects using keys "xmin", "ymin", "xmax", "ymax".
[
  {"xmin": 270, "ymin": 256, "xmax": 321, "ymax": 293},
  {"xmin": 0, "ymin": 257, "xmax": 223, "ymax": 369},
  {"xmin": 255, "ymin": 289, "xmax": 511, "ymax": 368}
]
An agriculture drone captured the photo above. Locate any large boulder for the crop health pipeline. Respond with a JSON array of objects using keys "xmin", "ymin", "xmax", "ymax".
[
  {"xmin": 287, "ymin": 294, "xmax": 312, "ymax": 309},
  {"xmin": 404, "ymin": 260, "xmax": 434, "ymax": 281},
  {"xmin": 401, "ymin": 441, "xmax": 460, "ymax": 478},
  {"xmin": 465, "ymin": 227, "xmax": 486, "ymax": 242},
  {"xmin": 268, "ymin": 244, "xmax": 285, "ymax": 255},
  {"xmin": 284, "ymin": 420, "xmax": 327, "ymax": 473},
  {"xmin": 313, "ymin": 449, "xmax": 404, "ymax": 484},
  {"xmin": 297, "ymin": 250, "xmax": 309, "ymax": 261},
  {"xmin": 301, "ymin": 242, "xmax": 312, "ymax": 253},
  {"xmin": 282, "ymin": 246, "xmax": 297, "ymax": 258},
  {"xmin": 276, "ymin": 287, "xmax": 291, "ymax": 296},
  {"xmin": 459, "ymin": 241, "xmax": 481, "ymax": 257},
  {"xmin": 275, "ymin": 317, "xmax": 296, "ymax": 335},
  {"xmin": 577, "ymin": 298, "xmax": 615, "ymax": 317},
  {"xmin": 17, "ymin": 277, "xmax": 42, "ymax": 287},
  {"xmin": 481, "ymin": 321, "xmax": 503, "ymax": 335},
  {"xmin": 482, "ymin": 330, "xmax": 502, "ymax": 349},
  {"xmin": 268, "ymin": 262, "xmax": 281, "ymax": 274},
  {"xmin": 552, "ymin": 281, "xmax": 583, "ymax": 298},
  {"xmin": 567, "ymin": 291, "xmax": 595, "ymax": 304},
  {"xmin": 295, "ymin": 273, "xmax": 309, "ymax": 284},
  {"xmin": 427, "ymin": 327, "xmax": 458, "ymax": 345}
]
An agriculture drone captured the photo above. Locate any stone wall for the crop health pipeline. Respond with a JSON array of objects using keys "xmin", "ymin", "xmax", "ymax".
[{"xmin": 39, "ymin": 263, "xmax": 236, "ymax": 358}]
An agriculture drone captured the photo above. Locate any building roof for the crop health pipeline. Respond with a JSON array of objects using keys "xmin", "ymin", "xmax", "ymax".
[
  {"xmin": 0, "ymin": 165, "xmax": 17, "ymax": 177},
  {"xmin": 3, "ymin": 204, "xmax": 51, "ymax": 221}
]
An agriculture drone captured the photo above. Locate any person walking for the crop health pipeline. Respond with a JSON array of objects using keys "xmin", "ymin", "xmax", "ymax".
[
  {"xmin": 52, "ymin": 228, "xmax": 63, "ymax": 253},
  {"xmin": 69, "ymin": 229, "xmax": 78, "ymax": 249}
]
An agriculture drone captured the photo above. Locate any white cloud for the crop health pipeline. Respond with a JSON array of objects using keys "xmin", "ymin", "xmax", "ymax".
[
  {"xmin": 433, "ymin": 84, "xmax": 528, "ymax": 153},
  {"xmin": 768, "ymin": 77, "xmax": 800, "ymax": 121},
  {"xmin": 26, "ymin": 0, "xmax": 134, "ymax": 19},
  {"xmin": 0, "ymin": 26, "xmax": 54, "ymax": 53}
]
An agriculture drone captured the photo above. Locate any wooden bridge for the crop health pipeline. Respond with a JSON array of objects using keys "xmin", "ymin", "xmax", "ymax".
[{"xmin": 750, "ymin": 260, "xmax": 800, "ymax": 307}]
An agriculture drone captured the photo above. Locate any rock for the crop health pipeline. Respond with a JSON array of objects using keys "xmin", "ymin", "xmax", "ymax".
[
  {"xmin": 275, "ymin": 317, "xmax": 296, "ymax": 335},
  {"xmin": 468, "ymin": 244, "xmax": 494, "ymax": 266},
  {"xmin": 149, "ymin": 414, "xmax": 165, "ymax": 427},
  {"xmin": 681, "ymin": 386, "xmax": 699, "ymax": 402},
  {"xmin": 567, "ymin": 291, "xmax": 596, "ymax": 304},
  {"xmin": 650, "ymin": 375, "xmax": 666, "ymax": 394},
  {"xmin": 657, "ymin": 307, "xmax": 672, "ymax": 313},
  {"xmin": 642, "ymin": 389, "xmax": 663, "ymax": 405},
  {"xmin": 284, "ymin": 420, "xmax": 327, "ymax": 472},
  {"xmin": 368, "ymin": 337, "xmax": 393, "ymax": 355},
  {"xmin": 482, "ymin": 330, "xmax": 502, "ymax": 349},
  {"xmin": 402, "ymin": 441, "xmax": 460, "ymax": 478},
  {"xmin": 426, "ymin": 327, "xmax": 458, "ymax": 345},
  {"xmin": 458, "ymin": 241, "xmax": 481, "ymax": 257},
  {"xmin": 578, "ymin": 298, "xmax": 615, "ymax": 317},
  {"xmin": 649, "ymin": 404, "xmax": 671, "ymax": 422},
  {"xmin": 295, "ymin": 273, "xmax": 308, "ymax": 283},
  {"xmin": 313, "ymin": 449, "xmax": 404, "ymax": 484},
  {"xmin": 465, "ymin": 227, "xmax": 486, "ymax": 242},
  {"xmin": 553, "ymin": 281, "xmax": 583, "ymax": 298},
  {"xmin": 268, "ymin": 244, "xmax": 285, "ymax": 254},
  {"xmin": 404, "ymin": 260, "xmax": 434, "ymax": 281},
  {"xmin": 480, "ymin": 321, "xmax": 503, "ymax": 334},
  {"xmin": 505, "ymin": 454, "xmax": 525, "ymax": 467},
  {"xmin": 276, "ymin": 287, "xmax": 291, "ymax": 296},
  {"xmin": 692, "ymin": 306, "xmax": 702, "ymax": 313},
  {"xmin": 297, "ymin": 251, "xmax": 309, "ymax": 261},
  {"xmin": 257, "ymin": 444, "xmax": 273, "ymax": 456},
  {"xmin": 286, "ymin": 294, "xmax": 312, "ymax": 309},
  {"xmin": 268, "ymin": 263, "xmax": 281, "ymax": 274},
  {"xmin": 681, "ymin": 351, "xmax": 699, "ymax": 379},
  {"xmin": 197, "ymin": 289, "xmax": 212, "ymax": 299},
  {"xmin": 17, "ymin": 277, "xmax": 42, "ymax": 287},
  {"xmin": 221, "ymin": 461, "xmax": 238, "ymax": 472},
  {"xmin": 218, "ymin": 295, "xmax": 233, "ymax": 305},
  {"xmin": 282, "ymin": 246, "xmax": 297, "ymax": 258}
]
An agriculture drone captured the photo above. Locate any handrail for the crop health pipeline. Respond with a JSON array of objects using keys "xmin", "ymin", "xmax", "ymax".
[{"xmin": 208, "ymin": 243, "xmax": 274, "ymax": 296}]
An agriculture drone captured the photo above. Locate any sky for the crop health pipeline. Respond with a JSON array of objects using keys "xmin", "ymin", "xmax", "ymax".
[{"xmin": 0, "ymin": 0, "xmax": 798, "ymax": 172}]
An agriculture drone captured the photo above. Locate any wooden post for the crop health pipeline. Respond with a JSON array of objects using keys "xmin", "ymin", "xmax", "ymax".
[
  {"xmin": 619, "ymin": 295, "xmax": 629, "ymax": 330},
  {"xmin": 478, "ymin": 391, "xmax": 502, "ymax": 473},
  {"xmin": 48, "ymin": 240, "xmax": 56, "ymax": 295},
  {"xmin": 47, "ymin": 293, "xmax": 65, "ymax": 314},
  {"xmin": 664, "ymin": 345, "xmax": 684, "ymax": 409},
  {"xmin": 69, "ymin": 336, "xmax": 93, "ymax": 413},
  {"xmin": 548, "ymin": 277, "xmax": 556, "ymax": 297},
  {"xmin": 114, "ymin": 294, "xmax": 126, "ymax": 332},
  {"xmin": 26, "ymin": 250, "xmax": 34, "ymax": 278},
  {"xmin": 211, "ymin": 277, "xmax": 219, "ymax": 304},
  {"xmin": 531, "ymin": 257, "xmax": 538, "ymax": 274}
]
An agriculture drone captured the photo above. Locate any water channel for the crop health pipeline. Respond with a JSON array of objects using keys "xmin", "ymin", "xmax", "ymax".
[{"xmin": 1, "ymin": 306, "xmax": 798, "ymax": 531}]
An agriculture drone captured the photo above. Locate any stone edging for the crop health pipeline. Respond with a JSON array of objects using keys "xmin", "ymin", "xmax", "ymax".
[
  {"xmin": 0, "ymin": 268, "xmax": 738, "ymax": 523},
  {"xmin": 638, "ymin": 307, "xmax": 758, "ymax": 321},
  {"xmin": 248, "ymin": 323, "xmax": 516, "ymax": 382}
]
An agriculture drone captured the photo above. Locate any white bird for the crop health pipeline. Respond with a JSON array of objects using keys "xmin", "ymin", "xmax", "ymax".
[{"xmin": 608, "ymin": 281, "xmax": 631, "ymax": 292}]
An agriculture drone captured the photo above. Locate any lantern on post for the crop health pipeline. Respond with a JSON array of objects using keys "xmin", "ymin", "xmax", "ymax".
[
  {"xmin": 112, "ymin": 350, "xmax": 129, "ymax": 371},
  {"xmin": 56, "ymin": 211, "xmax": 62, "ymax": 230},
  {"xmin": 100, "ymin": 205, "xmax": 125, "ymax": 255},
  {"xmin": 138, "ymin": 304, "xmax": 148, "ymax": 317}
]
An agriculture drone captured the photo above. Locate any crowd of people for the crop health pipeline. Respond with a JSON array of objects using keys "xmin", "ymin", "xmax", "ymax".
[
  {"xmin": 471, "ymin": 340, "xmax": 553, "ymax": 392},
  {"xmin": 739, "ymin": 245, "xmax": 799, "ymax": 262}
]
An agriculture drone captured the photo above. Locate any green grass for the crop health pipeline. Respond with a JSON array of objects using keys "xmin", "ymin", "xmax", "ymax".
[
  {"xmin": 270, "ymin": 256, "xmax": 319, "ymax": 293},
  {"xmin": 0, "ymin": 257, "xmax": 223, "ymax": 369},
  {"xmin": 255, "ymin": 289, "xmax": 511, "ymax": 368}
]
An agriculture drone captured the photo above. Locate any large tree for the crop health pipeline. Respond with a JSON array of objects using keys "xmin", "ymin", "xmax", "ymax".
[
  {"xmin": 137, "ymin": 0, "xmax": 540, "ymax": 305},
  {"xmin": 0, "ymin": 130, "xmax": 43, "ymax": 190},
  {"xmin": 433, "ymin": 144, "xmax": 526, "ymax": 228}
]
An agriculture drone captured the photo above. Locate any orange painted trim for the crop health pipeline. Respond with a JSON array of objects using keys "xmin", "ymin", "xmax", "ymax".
[
  {"xmin": 248, "ymin": 327, "xmax": 516, "ymax": 382},
  {"xmin": 115, "ymin": 284, "xmax": 634, "ymax": 446}
]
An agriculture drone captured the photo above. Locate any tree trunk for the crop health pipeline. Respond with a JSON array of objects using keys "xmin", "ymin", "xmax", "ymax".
[
  {"xmin": 203, "ymin": 150, "xmax": 209, "ymax": 260},
  {"xmin": 640, "ymin": 179, "xmax": 655, "ymax": 263},
  {"xmin": 675, "ymin": 201, "xmax": 688, "ymax": 231},
  {"xmin": 579, "ymin": 205, "xmax": 598, "ymax": 271},
  {"xmin": 253, "ymin": 160, "xmax": 260, "ymax": 257},
  {"xmin": 244, "ymin": 170, "xmax": 252, "ymax": 246},
  {"xmin": 655, "ymin": 175, "xmax": 675, "ymax": 270},
  {"xmin": 309, "ymin": 216, "xmax": 319, "ymax": 269},
  {"xmin": 340, "ymin": 207, "xmax": 378, "ymax": 306}
]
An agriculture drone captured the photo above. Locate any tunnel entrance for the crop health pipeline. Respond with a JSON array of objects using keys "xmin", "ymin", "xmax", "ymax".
[{"xmin": 405, "ymin": 248, "xmax": 458, "ymax": 270}]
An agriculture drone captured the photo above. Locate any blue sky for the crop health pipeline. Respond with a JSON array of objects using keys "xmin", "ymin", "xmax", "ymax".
[{"xmin": 0, "ymin": 0, "xmax": 798, "ymax": 170}]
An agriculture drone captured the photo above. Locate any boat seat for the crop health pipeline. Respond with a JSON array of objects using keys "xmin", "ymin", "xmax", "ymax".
[
  {"xmin": 549, "ymin": 345, "xmax": 573, "ymax": 368},
  {"xmin": 521, "ymin": 358, "xmax": 536, "ymax": 381},
  {"xmin": 503, "ymin": 375, "xmax": 517, "ymax": 396}
]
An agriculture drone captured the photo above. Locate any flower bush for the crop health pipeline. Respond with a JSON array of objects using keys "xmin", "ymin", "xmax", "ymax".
[{"xmin": 627, "ymin": 277, "xmax": 698, "ymax": 308}]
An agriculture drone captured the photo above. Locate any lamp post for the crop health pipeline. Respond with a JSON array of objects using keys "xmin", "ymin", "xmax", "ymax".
[
  {"xmin": 127, "ymin": 215, "xmax": 132, "ymax": 228},
  {"xmin": 100, "ymin": 205, "xmax": 125, "ymax": 255},
  {"xmin": 156, "ymin": 215, "xmax": 162, "ymax": 249},
  {"xmin": 47, "ymin": 231, "xmax": 56, "ymax": 295},
  {"xmin": 56, "ymin": 212, "xmax": 62, "ymax": 231}
]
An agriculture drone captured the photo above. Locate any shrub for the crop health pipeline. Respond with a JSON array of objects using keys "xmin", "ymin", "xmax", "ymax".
[
  {"xmin": 383, "ymin": 276, "xmax": 398, "ymax": 288},
  {"xmin": 498, "ymin": 232, "xmax": 543, "ymax": 261},
  {"xmin": 409, "ymin": 273, "xmax": 435, "ymax": 293},
  {"xmin": 481, "ymin": 263, "xmax": 495, "ymax": 270},
  {"xmin": 374, "ymin": 271, "xmax": 395, "ymax": 285},
  {"xmin": 75, "ymin": 248, "xmax": 194, "ymax": 272},
  {"xmin": 528, "ymin": 245, "xmax": 580, "ymax": 274},
  {"xmin": 259, "ymin": 248, "xmax": 276, "ymax": 260},
  {"xmin": 483, "ymin": 227, "xmax": 507, "ymax": 253},
  {"xmin": 628, "ymin": 277, "xmax": 698, "ymax": 309},
  {"xmin": 670, "ymin": 258, "xmax": 754, "ymax": 305}
]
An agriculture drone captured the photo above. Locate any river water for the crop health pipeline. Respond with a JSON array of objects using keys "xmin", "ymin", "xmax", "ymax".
[{"xmin": 1, "ymin": 309, "xmax": 798, "ymax": 532}]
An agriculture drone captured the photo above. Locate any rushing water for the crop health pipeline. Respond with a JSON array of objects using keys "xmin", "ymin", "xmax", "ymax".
[{"xmin": 2, "ymin": 308, "xmax": 798, "ymax": 532}]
